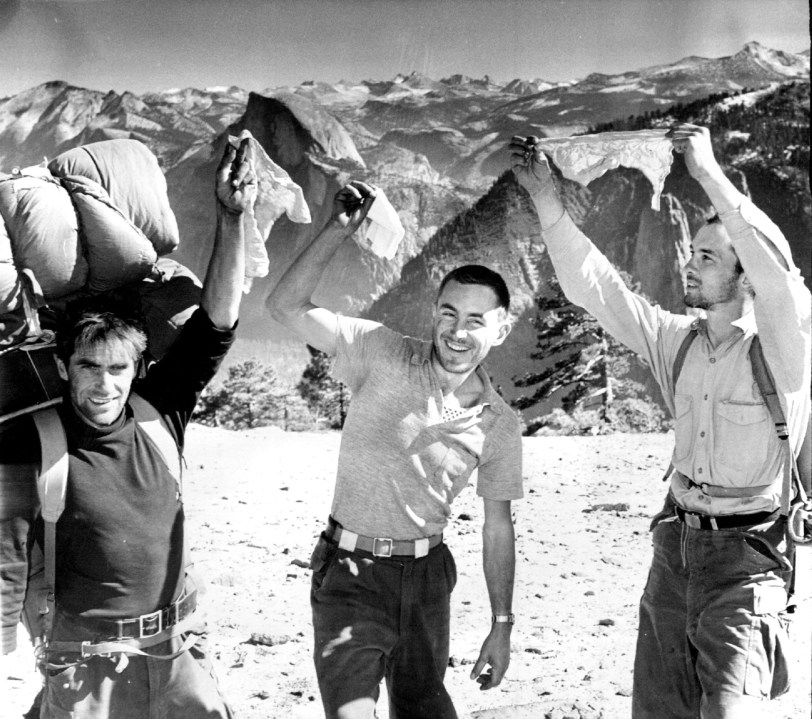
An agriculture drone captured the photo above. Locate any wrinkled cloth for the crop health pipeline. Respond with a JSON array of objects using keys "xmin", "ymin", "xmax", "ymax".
[
  {"xmin": 360, "ymin": 188, "xmax": 405, "ymax": 260},
  {"xmin": 537, "ymin": 130, "xmax": 674, "ymax": 209},
  {"xmin": 227, "ymin": 131, "xmax": 311, "ymax": 291}
]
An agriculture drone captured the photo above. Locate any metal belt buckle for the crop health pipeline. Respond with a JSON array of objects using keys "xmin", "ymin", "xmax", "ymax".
[
  {"xmin": 139, "ymin": 609, "xmax": 163, "ymax": 637},
  {"xmin": 372, "ymin": 537, "xmax": 394, "ymax": 557}
]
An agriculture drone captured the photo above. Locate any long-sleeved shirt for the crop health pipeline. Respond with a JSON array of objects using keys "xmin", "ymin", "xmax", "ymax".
[{"xmin": 542, "ymin": 194, "xmax": 811, "ymax": 516}]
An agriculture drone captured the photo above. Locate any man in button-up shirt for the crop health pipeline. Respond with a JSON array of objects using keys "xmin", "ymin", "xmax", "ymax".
[
  {"xmin": 510, "ymin": 124, "xmax": 810, "ymax": 719},
  {"xmin": 267, "ymin": 182, "xmax": 522, "ymax": 719}
]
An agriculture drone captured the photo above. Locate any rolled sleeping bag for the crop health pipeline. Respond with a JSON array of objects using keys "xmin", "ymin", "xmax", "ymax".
[
  {"xmin": 58, "ymin": 175, "xmax": 157, "ymax": 293},
  {"xmin": 49, "ymin": 139, "xmax": 179, "ymax": 256},
  {"xmin": 0, "ymin": 172, "xmax": 88, "ymax": 301}
]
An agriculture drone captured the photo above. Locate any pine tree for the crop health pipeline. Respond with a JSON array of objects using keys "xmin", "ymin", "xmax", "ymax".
[
  {"xmin": 512, "ymin": 273, "xmax": 668, "ymax": 435},
  {"xmin": 297, "ymin": 345, "xmax": 349, "ymax": 429},
  {"xmin": 193, "ymin": 359, "xmax": 311, "ymax": 430}
]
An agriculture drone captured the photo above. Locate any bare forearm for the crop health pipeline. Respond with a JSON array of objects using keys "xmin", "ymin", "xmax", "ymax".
[
  {"xmin": 470, "ymin": 506, "xmax": 515, "ymax": 689},
  {"xmin": 201, "ymin": 208, "xmax": 245, "ymax": 330},
  {"xmin": 266, "ymin": 219, "xmax": 349, "ymax": 321},
  {"xmin": 483, "ymin": 515, "xmax": 515, "ymax": 615}
]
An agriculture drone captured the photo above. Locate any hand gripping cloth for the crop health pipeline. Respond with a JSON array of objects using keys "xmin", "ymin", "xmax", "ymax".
[
  {"xmin": 227, "ymin": 130, "xmax": 311, "ymax": 292},
  {"xmin": 360, "ymin": 188, "xmax": 405, "ymax": 260},
  {"xmin": 536, "ymin": 129, "xmax": 674, "ymax": 210}
]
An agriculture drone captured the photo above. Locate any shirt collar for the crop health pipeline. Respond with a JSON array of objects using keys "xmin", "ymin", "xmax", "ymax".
[
  {"xmin": 409, "ymin": 338, "xmax": 501, "ymax": 414},
  {"xmin": 691, "ymin": 309, "xmax": 756, "ymax": 340},
  {"xmin": 731, "ymin": 309, "xmax": 757, "ymax": 338}
]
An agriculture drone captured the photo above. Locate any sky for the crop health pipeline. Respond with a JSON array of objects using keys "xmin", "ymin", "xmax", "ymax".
[{"xmin": 0, "ymin": 0, "xmax": 808, "ymax": 97}]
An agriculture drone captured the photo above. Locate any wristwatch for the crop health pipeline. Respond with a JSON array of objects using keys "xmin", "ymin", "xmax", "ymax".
[{"xmin": 492, "ymin": 614, "xmax": 515, "ymax": 624}]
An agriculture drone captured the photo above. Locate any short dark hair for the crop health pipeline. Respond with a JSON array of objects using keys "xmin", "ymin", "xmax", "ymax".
[
  {"xmin": 705, "ymin": 213, "xmax": 744, "ymax": 275},
  {"xmin": 437, "ymin": 265, "xmax": 510, "ymax": 312},
  {"xmin": 57, "ymin": 296, "xmax": 147, "ymax": 364}
]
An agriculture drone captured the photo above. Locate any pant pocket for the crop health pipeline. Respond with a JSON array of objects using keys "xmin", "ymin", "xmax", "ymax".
[
  {"xmin": 309, "ymin": 533, "xmax": 338, "ymax": 594},
  {"xmin": 743, "ymin": 584, "xmax": 793, "ymax": 699},
  {"xmin": 442, "ymin": 544, "xmax": 457, "ymax": 594}
]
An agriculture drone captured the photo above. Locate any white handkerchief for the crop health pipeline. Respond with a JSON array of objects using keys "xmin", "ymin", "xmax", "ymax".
[
  {"xmin": 360, "ymin": 189, "xmax": 405, "ymax": 260},
  {"xmin": 228, "ymin": 130, "xmax": 311, "ymax": 291},
  {"xmin": 537, "ymin": 130, "xmax": 674, "ymax": 210}
]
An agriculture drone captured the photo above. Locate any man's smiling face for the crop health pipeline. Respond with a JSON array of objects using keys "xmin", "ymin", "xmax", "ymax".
[
  {"xmin": 431, "ymin": 279, "xmax": 510, "ymax": 376},
  {"xmin": 57, "ymin": 338, "xmax": 138, "ymax": 427}
]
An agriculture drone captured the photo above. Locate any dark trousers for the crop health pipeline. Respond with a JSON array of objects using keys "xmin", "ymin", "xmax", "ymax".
[
  {"xmin": 632, "ymin": 516, "xmax": 793, "ymax": 718},
  {"xmin": 40, "ymin": 625, "xmax": 231, "ymax": 719},
  {"xmin": 310, "ymin": 533, "xmax": 458, "ymax": 719}
]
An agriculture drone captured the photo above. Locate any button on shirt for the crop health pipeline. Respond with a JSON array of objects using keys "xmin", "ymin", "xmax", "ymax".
[
  {"xmin": 329, "ymin": 316, "xmax": 523, "ymax": 539},
  {"xmin": 542, "ymin": 195, "xmax": 811, "ymax": 516}
]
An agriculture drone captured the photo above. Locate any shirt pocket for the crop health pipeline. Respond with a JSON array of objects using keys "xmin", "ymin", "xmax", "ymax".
[
  {"xmin": 434, "ymin": 443, "xmax": 478, "ymax": 498},
  {"xmin": 673, "ymin": 394, "xmax": 693, "ymax": 461},
  {"xmin": 715, "ymin": 401, "xmax": 770, "ymax": 472}
]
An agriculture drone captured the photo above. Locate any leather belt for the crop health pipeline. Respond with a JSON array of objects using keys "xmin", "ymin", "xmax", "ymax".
[
  {"xmin": 326, "ymin": 517, "xmax": 442, "ymax": 558},
  {"xmin": 57, "ymin": 590, "xmax": 197, "ymax": 642},
  {"xmin": 676, "ymin": 507, "xmax": 781, "ymax": 531}
]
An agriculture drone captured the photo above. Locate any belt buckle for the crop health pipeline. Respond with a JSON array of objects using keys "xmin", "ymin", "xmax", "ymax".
[
  {"xmin": 372, "ymin": 537, "xmax": 394, "ymax": 558},
  {"xmin": 139, "ymin": 609, "xmax": 163, "ymax": 638}
]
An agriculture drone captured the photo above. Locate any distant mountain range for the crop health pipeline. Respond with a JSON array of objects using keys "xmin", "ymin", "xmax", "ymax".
[
  {"xmin": 1, "ymin": 40, "xmax": 807, "ymax": 182},
  {"xmin": 1, "ymin": 41, "xmax": 809, "ymax": 421}
]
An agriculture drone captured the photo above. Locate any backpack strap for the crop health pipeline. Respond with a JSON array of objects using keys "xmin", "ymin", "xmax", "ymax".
[
  {"xmin": 31, "ymin": 408, "xmax": 69, "ymax": 645},
  {"xmin": 128, "ymin": 393, "xmax": 183, "ymax": 499},
  {"xmin": 127, "ymin": 393, "xmax": 194, "ymax": 574},
  {"xmin": 670, "ymin": 327, "xmax": 698, "ymax": 398},
  {"xmin": 661, "ymin": 328, "xmax": 699, "ymax": 481},
  {"xmin": 748, "ymin": 335, "xmax": 810, "ymax": 518}
]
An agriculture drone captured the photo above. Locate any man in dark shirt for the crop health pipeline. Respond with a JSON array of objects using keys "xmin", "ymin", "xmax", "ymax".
[{"xmin": 10, "ymin": 138, "xmax": 255, "ymax": 719}]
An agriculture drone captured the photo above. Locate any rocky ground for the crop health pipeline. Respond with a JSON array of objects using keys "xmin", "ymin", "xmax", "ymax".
[{"xmin": 4, "ymin": 426, "xmax": 810, "ymax": 718}]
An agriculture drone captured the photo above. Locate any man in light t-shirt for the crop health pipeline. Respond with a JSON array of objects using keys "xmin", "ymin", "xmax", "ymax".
[{"xmin": 267, "ymin": 181, "xmax": 522, "ymax": 719}]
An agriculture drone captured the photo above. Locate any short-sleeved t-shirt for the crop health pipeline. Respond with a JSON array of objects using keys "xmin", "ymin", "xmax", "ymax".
[{"xmin": 330, "ymin": 316, "xmax": 523, "ymax": 539}]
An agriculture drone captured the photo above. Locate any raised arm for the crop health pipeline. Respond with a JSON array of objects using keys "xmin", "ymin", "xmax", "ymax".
[
  {"xmin": 509, "ymin": 135, "xmax": 566, "ymax": 229},
  {"xmin": 508, "ymin": 135, "xmax": 686, "ymax": 375},
  {"xmin": 266, "ymin": 181, "xmax": 377, "ymax": 355},
  {"xmin": 668, "ymin": 123, "xmax": 754, "ymax": 216},
  {"xmin": 671, "ymin": 123, "xmax": 811, "ymax": 408},
  {"xmin": 202, "ymin": 138, "xmax": 255, "ymax": 330}
]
